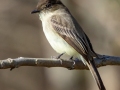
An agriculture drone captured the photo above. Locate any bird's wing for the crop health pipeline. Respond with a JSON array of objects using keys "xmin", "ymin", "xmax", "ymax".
[{"xmin": 50, "ymin": 14, "xmax": 90, "ymax": 59}]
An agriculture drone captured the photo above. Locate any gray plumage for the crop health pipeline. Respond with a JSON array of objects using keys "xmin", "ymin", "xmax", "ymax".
[{"xmin": 31, "ymin": 0, "xmax": 106, "ymax": 90}]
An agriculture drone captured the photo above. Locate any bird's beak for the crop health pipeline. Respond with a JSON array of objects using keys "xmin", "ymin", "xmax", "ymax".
[{"xmin": 31, "ymin": 9, "xmax": 40, "ymax": 14}]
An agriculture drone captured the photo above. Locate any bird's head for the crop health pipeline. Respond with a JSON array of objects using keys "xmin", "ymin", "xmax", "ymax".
[{"xmin": 31, "ymin": 0, "xmax": 61, "ymax": 14}]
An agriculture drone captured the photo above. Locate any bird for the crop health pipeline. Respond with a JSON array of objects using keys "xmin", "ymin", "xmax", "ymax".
[{"xmin": 31, "ymin": 0, "xmax": 106, "ymax": 90}]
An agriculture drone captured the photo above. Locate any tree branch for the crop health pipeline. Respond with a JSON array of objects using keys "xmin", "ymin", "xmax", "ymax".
[{"xmin": 0, "ymin": 55, "xmax": 120, "ymax": 70}]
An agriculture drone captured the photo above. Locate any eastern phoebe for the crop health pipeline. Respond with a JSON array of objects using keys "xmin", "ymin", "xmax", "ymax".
[{"xmin": 31, "ymin": 0, "xmax": 106, "ymax": 90}]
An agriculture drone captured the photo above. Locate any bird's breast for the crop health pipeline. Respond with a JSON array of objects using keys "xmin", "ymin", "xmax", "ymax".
[{"xmin": 40, "ymin": 15, "xmax": 78, "ymax": 56}]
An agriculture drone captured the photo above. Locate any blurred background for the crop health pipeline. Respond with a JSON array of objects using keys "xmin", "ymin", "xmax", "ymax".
[{"xmin": 0, "ymin": 0, "xmax": 120, "ymax": 90}]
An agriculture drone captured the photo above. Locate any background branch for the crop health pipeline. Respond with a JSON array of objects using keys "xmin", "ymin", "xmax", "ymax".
[{"xmin": 0, "ymin": 55, "xmax": 120, "ymax": 70}]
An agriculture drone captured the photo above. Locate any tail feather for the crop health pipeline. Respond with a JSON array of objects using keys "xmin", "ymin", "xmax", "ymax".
[{"xmin": 86, "ymin": 60, "xmax": 106, "ymax": 90}]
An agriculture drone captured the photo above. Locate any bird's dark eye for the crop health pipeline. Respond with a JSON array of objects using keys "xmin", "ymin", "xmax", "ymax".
[{"xmin": 46, "ymin": 3, "xmax": 51, "ymax": 7}]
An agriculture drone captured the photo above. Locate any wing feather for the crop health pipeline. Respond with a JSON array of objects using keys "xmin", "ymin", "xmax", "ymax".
[{"xmin": 51, "ymin": 14, "xmax": 89, "ymax": 59}]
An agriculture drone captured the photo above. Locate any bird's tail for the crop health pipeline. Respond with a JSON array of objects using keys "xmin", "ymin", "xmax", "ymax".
[{"xmin": 86, "ymin": 60, "xmax": 106, "ymax": 90}]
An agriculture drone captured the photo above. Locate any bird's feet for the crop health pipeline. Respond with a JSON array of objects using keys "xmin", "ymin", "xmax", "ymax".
[
  {"xmin": 10, "ymin": 65, "xmax": 19, "ymax": 71},
  {"xmin": 56, "ymin": 53, "xmax": 65, "ymax": 59},
  {"xmin": 10, "ymin": 67, "xmax": 15, "ymax": 71},
  {"xmin": 67, "ymin": 56, "xmax": 76, "ymax": 70},
  {"xmin": 51, "ymin": 53, "xmax": 65, "ymax": 65}
]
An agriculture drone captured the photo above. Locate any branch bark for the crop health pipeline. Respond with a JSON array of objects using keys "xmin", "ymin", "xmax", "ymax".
[{"xmin": 0, "ymin": 55, "xmax": 120, "ymax": 70}]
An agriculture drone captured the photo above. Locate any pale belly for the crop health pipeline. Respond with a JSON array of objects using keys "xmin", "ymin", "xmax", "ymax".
[{"xmin": 43, "ymin": 27, "xmax": 86, "ymax": 64}]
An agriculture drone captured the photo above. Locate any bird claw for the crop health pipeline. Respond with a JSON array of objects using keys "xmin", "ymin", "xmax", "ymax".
[
  {"xmin": 59, "ymin": 59, "xmax": 63, "ymax": 65},
  {"xmin": 10, "ymin": 67, "xmax": 15, "ymax": 71},
  {"xmin": 67, "ymin": 56, "xmax": 75, "ymax": 70},
  {"xmin": 67, "ymin": 60, "xmax": 75, "ymax": 70},
  {"xmin": 51, "ymin": 53, "xmax": 65, "ymax": 59},
  {"xmin": 56, "ymin": 53, "xmax": 65, "ymax": 59},
  {"xmin": 10, "ymin": 65, "xmax": 19, "ymax": 71}
]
